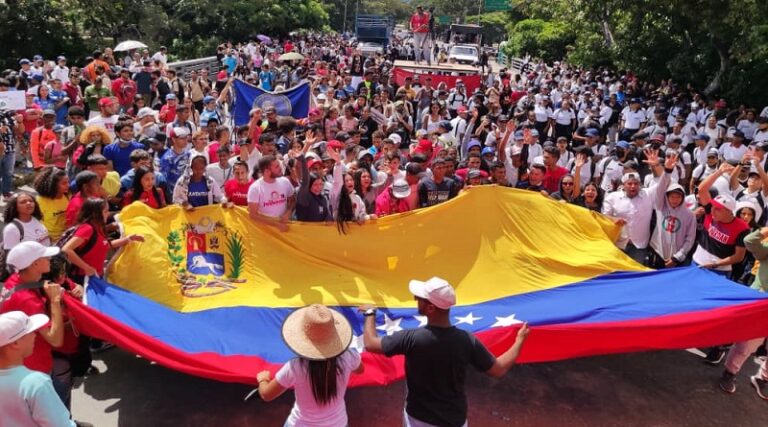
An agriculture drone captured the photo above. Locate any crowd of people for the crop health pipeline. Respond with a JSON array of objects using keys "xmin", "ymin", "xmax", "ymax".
[{"xmin": 2, "ymin": 5, "xmax": 768, "ymax": 424}]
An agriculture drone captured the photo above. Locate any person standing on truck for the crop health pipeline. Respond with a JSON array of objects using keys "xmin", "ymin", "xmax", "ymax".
[{"xmin": 410, "ymin": 6, "xmax": 431, "ymax": 66}]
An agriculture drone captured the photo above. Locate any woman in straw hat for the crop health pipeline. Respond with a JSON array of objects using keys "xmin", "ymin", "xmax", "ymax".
[{"xmin": 257, "ymin": 304, "xmax": 363, "ymax": 426}]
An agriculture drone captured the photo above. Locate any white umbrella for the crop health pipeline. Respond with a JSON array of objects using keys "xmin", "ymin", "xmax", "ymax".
[{"xmin": 114, "ymin": 40, "xmax": 148, "ymax": 52}]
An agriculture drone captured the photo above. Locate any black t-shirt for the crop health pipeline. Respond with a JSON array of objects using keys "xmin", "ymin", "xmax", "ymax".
[
  {"xmin": 418, "ymin": 177, "xmax": 459, "ymax": 207},
  {"xmin": 381, "ymin": 326, "xmax": 495, "ymax": 427}
]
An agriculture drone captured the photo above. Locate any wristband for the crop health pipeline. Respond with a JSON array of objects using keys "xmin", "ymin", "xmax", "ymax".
[{"xmin": 664, "ymin": 167, "xmax": 674, "ymax": 174}]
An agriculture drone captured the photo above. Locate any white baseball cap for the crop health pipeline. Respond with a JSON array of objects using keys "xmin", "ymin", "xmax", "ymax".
[
  {"xmin": 136, "ymin": 107, "xmax": 156, "ymax": 119},
  {"xmin": 391, "ymin": 179, "xmax": 411, "ymax": 199},
  {"xmin": 7, "ymin": 241, "xmax": 60, "ymax": 272},
  {"xmin": 409, "ymin": 277, "xmax": 456, "ymax": 309},
  {"xmin": 711, "ymin": 194, "xmax": 737, "ymax": 212},
  {"xmin": 388, "ymin": 133, "xmax": 402, "ymax": 145},
  {"xmin": 0, "ymin": 311, "xmax": 50, "ymax": 347},
  {"xmin": 171, "ymin": 127, "xmax": 190, "ymax": 138}
]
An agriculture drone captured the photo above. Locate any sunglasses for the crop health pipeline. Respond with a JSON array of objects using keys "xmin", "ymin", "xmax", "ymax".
[{"xmin": 562, "ymin": 182, "xmax": 575, "ymax": 186}]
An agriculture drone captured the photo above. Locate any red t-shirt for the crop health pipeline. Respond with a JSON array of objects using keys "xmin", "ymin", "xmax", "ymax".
[
  {"xmin": 410, "ymin": 12, "xmax": 430, "ymax": 33},
  {"xmin": 208, "ymin": 141, "xmax": 240, "ymax": 163},
  {"xmin": 1, "ymin": 274, "xmax": 53, "ymax": 373},
  {"xmin": 543, "ymin": 166, "xmax": 569, "ymax": 194},
  {"xmin": 224, "ymin": 179, "xmax": 253, "ymax": 206},
  {"xmin": 65, "ymin": 192, "xmax": 85, "ymax": 228},
  {"xmin": 21, "ymin": 105, "xmax": 42, "ymax": 135},
  {"xmin": 159, "ymin": 104, "xmax": 177, "ymax": 124},
  {"xmin": 72, "ymin": 223, "xmax": 110, "ymax": 276}
]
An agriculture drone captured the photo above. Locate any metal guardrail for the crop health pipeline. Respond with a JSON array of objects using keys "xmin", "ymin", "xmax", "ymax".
[{"xmin": 166, "ymin": 56, "xmax": 222, "ymax": 80}]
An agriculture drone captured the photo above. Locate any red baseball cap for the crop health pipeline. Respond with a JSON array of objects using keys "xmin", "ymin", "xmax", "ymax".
[
  {"xmin": 307, "ymin": 158, "xmax": 323, "ymax": 169},
  {"xmin": 98, "ymin": 97, "xmax": 114, "ymax": 107},
  {"xmin": 327, "ymin": 139, "xmax": 345, "ymax": 150}
]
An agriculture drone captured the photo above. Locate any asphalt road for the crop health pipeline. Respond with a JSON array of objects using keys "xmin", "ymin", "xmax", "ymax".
[{"xmin": 70, "ymin": 348, "xmax": 768, "ymax": 427}]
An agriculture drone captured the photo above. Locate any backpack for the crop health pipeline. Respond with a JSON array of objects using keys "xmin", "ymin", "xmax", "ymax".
[
  {"xmin": 55, "ymin": 225, "xmax": 100, "ymax": 275},
  {"xmin": 0, "ymin": 220, "xmax": 24, "ymax": 281}
]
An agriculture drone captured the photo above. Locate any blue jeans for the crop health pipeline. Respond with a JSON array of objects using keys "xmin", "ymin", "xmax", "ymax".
[{"xmin": 0, "ymin": 152, "xmax": 15, "ymax": 194}]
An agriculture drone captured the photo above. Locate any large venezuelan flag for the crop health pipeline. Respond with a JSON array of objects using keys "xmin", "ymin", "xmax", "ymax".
[{"xmin": 65, "ymin": 186, "xmax": 768, "ymax": 386}]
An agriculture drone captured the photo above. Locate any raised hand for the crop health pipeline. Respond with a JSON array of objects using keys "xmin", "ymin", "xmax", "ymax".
[
  {"xmin": 663, "ymin": 152, "xmax": 678, "ymax": 170},
  {"xmin": 642, "ymin": 148, "xmax": 660, "ymax": 166}
]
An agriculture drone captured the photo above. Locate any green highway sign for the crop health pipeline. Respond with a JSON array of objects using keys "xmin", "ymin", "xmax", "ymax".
[{"xmin": 484, "ymin": 0, "xmax": 512, "ymax": 11}]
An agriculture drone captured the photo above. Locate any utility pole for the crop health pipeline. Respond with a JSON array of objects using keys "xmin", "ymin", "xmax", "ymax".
[
  {"xmin": 343, "ymin": 0, "xmax": 348, "ymax": 34},
  {"xmin": 478, "ymin": 0, "xmax": 483, "ymax": 24}
]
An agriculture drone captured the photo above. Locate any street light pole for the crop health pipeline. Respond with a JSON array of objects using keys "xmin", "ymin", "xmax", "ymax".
[
  {"xmin": 343, "ymin": 0, "xmax": 348, "ymax": 34},
  {"xmin": 478, "ymin": 0, "xmax": 483, "ymax": 24}
]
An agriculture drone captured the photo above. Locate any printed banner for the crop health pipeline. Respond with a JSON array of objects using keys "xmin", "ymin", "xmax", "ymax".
[
  {"xmin": 393, "ymin": 68, "xmax": 482, "ymax": 93},
  {"xmin": 232, "ymin": 79, "xmax": 310, "ymax": 126}
]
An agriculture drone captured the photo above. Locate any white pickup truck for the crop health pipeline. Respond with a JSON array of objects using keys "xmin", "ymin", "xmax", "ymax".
[{"xmin": 448, "ymin": 45, "xmax": 479, "ymax": 65}]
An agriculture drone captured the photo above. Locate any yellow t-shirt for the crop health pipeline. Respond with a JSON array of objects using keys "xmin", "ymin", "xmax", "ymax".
[
  {"xmin": 37, "ymin": 195, "xmax": 69, "ymax": 242},
  {"xmin": 103, "ymin": 171, "xmax": 121, "ymax": 197}
]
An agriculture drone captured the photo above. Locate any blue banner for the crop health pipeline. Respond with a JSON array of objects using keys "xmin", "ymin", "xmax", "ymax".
[{"xmin": 232, "ymin": 80, "xmax": 310, "ymax": 126}]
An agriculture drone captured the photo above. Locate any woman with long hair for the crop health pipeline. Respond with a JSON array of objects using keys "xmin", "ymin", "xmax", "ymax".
[
  {"xmin": 2, "ymin": 192, "xmax": 50, "ymax": 251},
  {"xmin": 422, "ymin": 101, "xmax": 443, "ymax": 133},
  {"xmin": 33, "ymin": 166, "xmax": 70, "ymax": 241},
  {"xmin": 332, "ymin": 165, "xmax": 376, "ymax": 234},
  {"xmin": 573, "ymin": 182, "xmax": 604, "ymax": 212},
  {"xmin": 123, "ymin": 167, "xmax": 166, "ymax": 208},
  {"xmin": 61, "ymin": 198, "xmax": 143, "ymax": 282},
  {"xmin": 33, "ymin": 84, "xmax": 55, "ymax": 111},
  {"xmin": 256, "ymin": 304, "xmax": 362, "ymax": 426}
]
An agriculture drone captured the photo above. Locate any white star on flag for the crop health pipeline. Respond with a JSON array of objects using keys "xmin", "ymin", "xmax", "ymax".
[
  {"xmin": 376, "ymin": 313, "xmax": 404, "ymax": 335},
  {"xmin": 455, "ymin": 312, "xmax": 482, "ymax": 325},
  {"xmin": 413, "ymin": 315, "xmax": 428, "ymax": 327},
  {"xmin": 491, "ymin": 314, "xmax": 523, "ymax": 327}
]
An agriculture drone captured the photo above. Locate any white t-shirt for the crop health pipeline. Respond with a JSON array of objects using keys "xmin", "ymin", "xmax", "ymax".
[
  {"xmin": 276, "ymin": 349, "xmax": 361, "ymax": 427},
  {"xmin": 205, "ymin": 163, "xmax": 233, "ymax": 190},
  {"xmin": 247, "ymin": 177, "xmax": 295, "ymax": 218},
  {"xmin": 2, "ymin": 218, "xmax": 51, "ymax": 250},
  {"xmin": 552, "ymin": 108, "xmax": 575, "ymax": 125},
  {"xmin": 86, "ymin": 115, "xmax": 119, "ymax": 139},
  {"xmin": 621, "ymin": 108, "xmax": 645, "ymax": 129},
  {"xmin": 719, "ymin": 143, "xmax": 748, "ymax": 163}
]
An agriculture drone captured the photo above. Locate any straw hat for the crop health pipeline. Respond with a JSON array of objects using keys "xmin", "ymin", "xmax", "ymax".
[{"xmin": 281, "ymin": 304, "xmax": 352, "ymax": 360}]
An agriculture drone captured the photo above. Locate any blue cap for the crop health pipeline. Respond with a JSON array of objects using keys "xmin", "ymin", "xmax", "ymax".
[
  {"xmin": 514, "ymin": 130, "xmax": 525, "ymax": 140},
  {"xmin": 438, "ymin": 120, "xmax": 453, "ymax": 132},
  {"xmin": 33, "ymin": 55, "xmax": 43, "ymax": 61},
  {"xmin": 19, "ymin": 58, "xmax": 30, "ymax": 65},
  {"xmin": 467, "ymin": 139, "xmax": 482, "ymax": 150},
  {"xmin": 165, "ymin": 93, "xmax": 177, "ymax": 100},
  {"xmin": 694, "ymin": 134, "xmax": 711, "ymax": 142},
  {"xmin": 585, "ymin": 128, "xmax": 600, "ymax": 137},
  {"xmin": 203, "ymin": 95, "xmax": 215, "ymax": 104},
  {"xmin": 31, "ymin": 74, "xmax": 44, "ymax": 82},
  {"xmin": 52, "ymin": 124, "xmax": 65, "ymax": 133},
  {"xmin": 530, "ymin": 129, "xmax": 540, "ymax": 137},
  {"xmin": 616, "ymin": 140, "xmax": 630, "ymax": 149},
  {"xmin": 481, "ymin": 147, "xmax": 495, "ymax": 156}
]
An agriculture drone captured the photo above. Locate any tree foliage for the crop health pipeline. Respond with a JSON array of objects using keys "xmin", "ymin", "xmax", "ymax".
[
  {"xmin": 502, "ymin": 0, "xmax": 768, "ymax": 106},
  {"xmin": 0, "ymin": 0, "xmax": 329, "ymax": 69}
]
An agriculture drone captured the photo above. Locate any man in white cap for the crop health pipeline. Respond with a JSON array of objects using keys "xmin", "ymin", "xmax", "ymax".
[
  {"xmin": 602, "ymin": 149, "xmax": 679, "ymax": 264},
  {"xmin": 159, "ymin": 126, "xmax": 192, "ymax": 196},
  {"xmin": 359, "ymin": 277, "xmax": 529, "ymax": 427},
  {"xmin": 0, "ymin": 311, "xmax": 75, "ymax": 427},
  {"xmin": 694, "ymin": 162, "xmax": 753, "ymax": 366}
]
